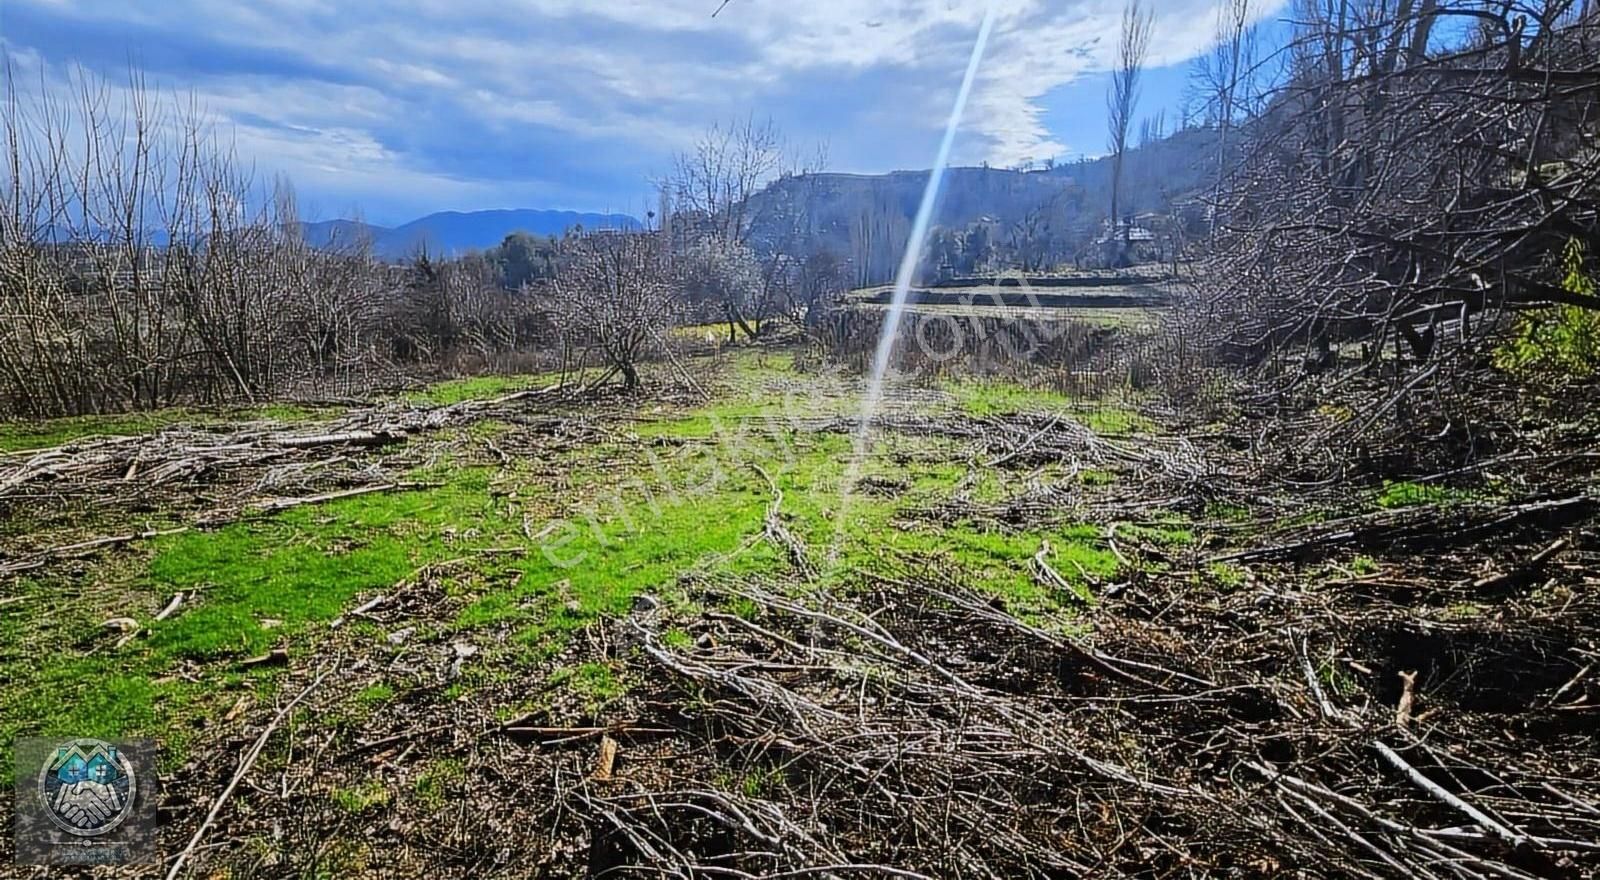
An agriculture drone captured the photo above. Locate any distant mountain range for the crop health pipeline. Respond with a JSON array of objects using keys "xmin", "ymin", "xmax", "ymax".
[
  {"xmin": 300, "ymin": 209, "xmax": 640, "ymax": 260},
  {"xmin": 293, "ymin": 127, "xmax": 1218, "ymax": 276}
]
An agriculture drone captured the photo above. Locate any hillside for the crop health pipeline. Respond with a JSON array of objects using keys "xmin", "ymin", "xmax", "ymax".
[
  {"xmin": 745, "ymin": 126, "xmax": 1220, "ymax": 283},
  {"xmin": 295, "ymin": 129, "xmax": 1217, "ymax": 272},
  {"xmin": 301, "ymin": 209, "xmax": 641, "ymax": 260}
]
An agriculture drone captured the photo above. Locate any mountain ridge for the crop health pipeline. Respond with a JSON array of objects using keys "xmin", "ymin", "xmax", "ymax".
[{"xmin": 301, "ymin": 208, "xmax": 641, "ymax": 259}]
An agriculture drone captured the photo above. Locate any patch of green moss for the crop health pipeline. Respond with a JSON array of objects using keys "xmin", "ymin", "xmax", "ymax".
[
  {"xmin": 1080, "ymin": 469, "xmax": 1119, "ymax": 487},
  {"xmin": 355, "ymin": 684, "xmax": 396, "ymax": 707},
  {"xmin": 1206, "ymin": 562, "xmax": 1247, "ymax": 589},
  {"xmin": 548, "ymin": 662, "xmax": 627, "ymax": 715},
  {"xmin": 413, "ymin": 758, "xmax": 465, "ymax": 807},
  {"xmin": 330, "ymin": 778, "xmax": 390, "ymax": 813},
  {"xmin": 1204, "ymin": 502, "xmax": 1251, "ymax": 522},
  {"xmin": 1119, "ymin": 518, "xmax": 1195, "ymax": 548},
  {"xmin": 1375, "ymin": 480, "xmax": 1472, "ymax": 509}
]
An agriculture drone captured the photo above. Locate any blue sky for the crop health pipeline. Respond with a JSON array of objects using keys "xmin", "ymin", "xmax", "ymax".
[{"xmin": 1, "ymin": 0, "xmax": 1287, "ymax": 225}]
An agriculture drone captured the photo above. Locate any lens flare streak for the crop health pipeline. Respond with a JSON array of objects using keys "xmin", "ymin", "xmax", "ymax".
[{"xmin": 831, "ymin": 3, "xmax": 997, "ymax": 563}]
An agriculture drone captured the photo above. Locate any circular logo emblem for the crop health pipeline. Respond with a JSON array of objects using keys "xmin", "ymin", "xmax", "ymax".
[{"xmin": 37, "ymin": 738, "xmax": 137, "ymax": 836}]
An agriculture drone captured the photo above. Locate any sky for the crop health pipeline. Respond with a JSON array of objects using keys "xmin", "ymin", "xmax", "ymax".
[{"xmin": 0, "ymin": 0, "xmax": 1287, "ymax": 226}]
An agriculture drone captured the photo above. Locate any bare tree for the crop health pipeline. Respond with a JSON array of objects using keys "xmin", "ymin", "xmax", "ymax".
[
  {"xmin": 676, "ymin": 236, "xmax": 762, "ymax": 342},
  {"xmin": 672, "ymin": 116, "xmax": 782, "ymax": 248},
  {"xmin": 550, "ymin": 232, "xmax": 677, "ymax": 389},
  {"xmin": 1197, "ymin": 0, "xmax": 1600, "ymax": 432},
  {"xmin": 1106, "ymin": 0, "xmax": 1155, "ymax": 262},
  {"xmin": 670, "ymin": 117, "xmax": 807, "ymax": 340},
  {"xmin": 1191, "ymin": 0, "xmax": 1257, "ymax": 240},
  {"xmin": 0, "ymin": 63, "xmax": 407, "ymax": 415}
]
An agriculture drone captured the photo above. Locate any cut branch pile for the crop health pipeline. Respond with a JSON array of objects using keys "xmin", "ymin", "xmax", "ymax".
[
  {"xmin": 0, "ymin": 386, "xmax": 579, "ymax": 577},
  {"xmin": 591, "ymin": 547, "xmax": 1600, "ymax": 878}
]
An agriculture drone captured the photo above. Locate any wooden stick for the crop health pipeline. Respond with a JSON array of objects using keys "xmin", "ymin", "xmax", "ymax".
[
  {"xmin": 501, "ymin": 725, "xmax": 675, "ymax": 737},
  {"xmin": 1298, "ymin": 635, "xmax": 1338, "ymax": 720},
  {"xmin": 1396, "ymin": 670, "xmax": 1417, "ymax": 728},
  {"xmin": 1472, "ymin": 537, "xmax": 1570, "ymax": 591},
  {"xmin": 593, "ymin": 735, "xmax": 619, "ymax": 780},
  {"xmin": 0, "ymin": 527, "xmax": 190, "ymax": 576},
  {"xmin": 484, "ymin": 383, "xmax": 560, "ymax": 406},
  {"xmin": 165, "ymin": 665, "xmax": 331, "ymax": 880},
  {"xmin": 330, "ymin": 593, "xmax": 387, "ymax": 629},
  {"xmin": 248, "ymin": 483, "xmax": 404, "ymax": 513},
  {"xmin": 1545, "ymin": 662, "xmax": 1594, "ymax": 708},
  {"xmin": 270, "ymin": 430, "xmax": 405, "ymax": 449},
  {"xmin": 1374, "ymin": 740, "xmax": 1528, "ymax": 850},
  {"xmin": 154, "ymin": 592, "xmax": 184, "ymax": 622}
]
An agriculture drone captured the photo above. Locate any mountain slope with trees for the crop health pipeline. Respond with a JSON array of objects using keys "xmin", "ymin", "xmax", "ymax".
[{"xmin": 742, "ymin": 127, "xmax": 1220, "ymax": 284}]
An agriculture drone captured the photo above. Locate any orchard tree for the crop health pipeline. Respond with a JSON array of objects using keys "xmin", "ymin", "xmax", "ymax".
[{"xmin": 550, "ymin": 232, "xmax": 677, "ymax": 388}]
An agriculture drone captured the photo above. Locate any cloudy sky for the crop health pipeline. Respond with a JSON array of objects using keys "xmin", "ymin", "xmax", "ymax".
[{"xmin": 1, "ymin": 0, "xmax": 1285, "ymax": 225}]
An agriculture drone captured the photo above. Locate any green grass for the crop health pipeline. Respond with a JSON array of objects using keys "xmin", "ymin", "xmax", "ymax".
[
  {"xmin": 949, "ymin": 379, "xmax": 1073, "ymax": 418},
  {"xmin": 0, "ymin": 468, "xmax": 521, "ymax": 783},
  {"xmin": 413, "ymin": 758, "xmax": 466, "ymax": 807},
  {"xmin": 356, "ymin": 683, "xmax": 396, "ymax": 707},
  {"xmin": 1, "ymin": 355, "xmax": 1134, "ymax": 784},
  {"xmin": 632, "ymin": 401, "xmax": 800, "ymax": 439},
  {"xmin": 946, "ymin": 378, "xmax": 1151, "ymax": 434},
  {"xmin": 548, "ymin": 662, "xmax": 627, "ymax": 715},
  {"xmin": 1204, "ymin": 502, "xmax": 1251, "ymax": 522},
  {"xmin": 1118, "ymin": 518, "xmax": 1195, "ymax": 548},
  {"xmin": 1205, "ymin": 562, "xmax": 1248, "ymax": 590},
  {"xmin": 1375, "ymin": 480, "xmax": 1474, "ymax": 509},
  {"xmin": 404, "ymin": 372, "xmax": 563, "ymax": 406},
  {"xmin": 0, "ymin": 404, "xmax": 328, "ymax": 452},
  {"xmin": 661, "ymin": 628, "xmax": 694, "ymax": 649},
  {"xmin": 1079, "ymin": 469, "xmax": 1119, "ymax": 487},
  {"xmin": 330, "ymin": 778, "xmax": 391, "ymax": 813},
  {"xmin": 146, "ymin": 469, "xmax": 514, "ymax": 662}
]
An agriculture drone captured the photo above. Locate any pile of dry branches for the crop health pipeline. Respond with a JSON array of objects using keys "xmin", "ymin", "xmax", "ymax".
[
  {"xmin": 595, "ymin": 521, "xmax": 1600, "ymax": 878},
  {"xmin": 0, "ymin": 384, "xmax": 582, "ymax": 576}
]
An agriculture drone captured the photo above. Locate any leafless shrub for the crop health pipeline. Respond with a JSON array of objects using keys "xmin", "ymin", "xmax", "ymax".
[
  {"xmin": 675, "ymin": 236, "xmax": 762, "ymax": 340},
  {"xmin": 1106, "ymin": 0, "xmax": 1155, "ymax": 264}
]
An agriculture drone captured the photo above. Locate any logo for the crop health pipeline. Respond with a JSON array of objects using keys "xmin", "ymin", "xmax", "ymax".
[
  {"xmin": 13, "ymin": 736, "xmax": 157, "ymax": 865},
  {"xmin": 37, "ymin": 739, "xmax": 137, "ymax": 837}
]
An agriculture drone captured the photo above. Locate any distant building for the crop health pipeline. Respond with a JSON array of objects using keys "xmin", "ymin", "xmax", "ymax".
[{"xmin": 1096, "ymin": 217, "xmax": 1156, "ymax": 244}]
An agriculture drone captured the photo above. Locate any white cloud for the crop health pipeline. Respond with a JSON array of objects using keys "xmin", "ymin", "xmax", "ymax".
[{"xmin": 3, "ymin": 0, "xmax": 1288, "ymax": 215}]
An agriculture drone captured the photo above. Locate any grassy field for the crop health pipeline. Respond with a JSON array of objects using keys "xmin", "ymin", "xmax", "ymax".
[
  {"xmin": 4, "ymin": 345, "xmax": 1593, "ymax": 877},
  {"xmin": 0, "ymin": 349, "xmax": 1160, "ymax": 788}
]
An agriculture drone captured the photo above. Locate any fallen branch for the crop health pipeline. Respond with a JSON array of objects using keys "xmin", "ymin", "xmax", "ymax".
[
  {"xmin": 154, "ymin": 592, "xmax": 184, "ymax": 622},
  {"xmin": 330, "ymin": 594, "xmax": 388, "ymax": 629},
  {"xmin": 754, "ymin": 464, "xmax": 815, "ymax": 580},
  {"xmin": 269, "ymin": 430, "xmax": 407, "ymax": 450},
  {"xmin": 1374, "ymin": 740, "xmax": 1528, "ymax": 851},
  {"xmin": 1471, "ymin": 537, "xmax": 1570, "ymax": 593},
  {"xmin": 165, "ymin": 664, "xmax": 332, "ymax": 880},
  {"xmin": 248, "ymin": 482, "xmax": 425, "ymax": 514}
]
